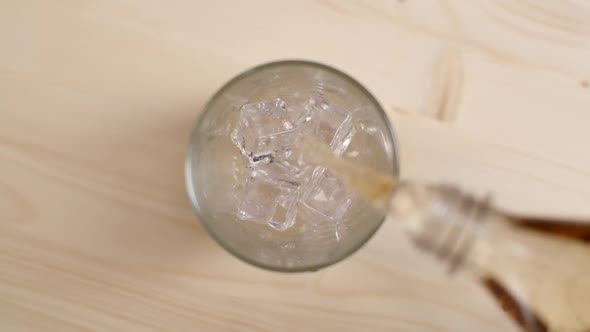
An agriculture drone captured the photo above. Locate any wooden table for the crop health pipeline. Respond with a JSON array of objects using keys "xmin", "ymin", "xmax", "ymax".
[{"xmin": 2, "ymin": 1, "xmax": 589, "ymax": 331}]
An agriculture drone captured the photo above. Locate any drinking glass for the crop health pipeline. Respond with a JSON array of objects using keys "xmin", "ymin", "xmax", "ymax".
[{"xmin": 185, "ymin": 60, "xmax": 399, "ymax": 272}]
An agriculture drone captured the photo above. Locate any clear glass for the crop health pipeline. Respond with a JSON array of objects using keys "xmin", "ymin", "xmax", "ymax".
[{"xmin": 185, "ymin": 60, "xmax": 399, "ymax": 272}]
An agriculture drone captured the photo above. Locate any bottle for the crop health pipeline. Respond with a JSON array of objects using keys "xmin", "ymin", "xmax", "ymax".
[
  {"xmin": 300, "ymin": 137, "xmax": 590, "ymax": 331},
  {"xmin": 387, "ymin": 182, "xmax": 590, "ymax": 332}
]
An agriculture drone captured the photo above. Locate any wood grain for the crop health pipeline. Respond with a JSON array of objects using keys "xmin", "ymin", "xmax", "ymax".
[{"xmin": 1, "ymin": 0, "xmax": 589, "ymax": 331}]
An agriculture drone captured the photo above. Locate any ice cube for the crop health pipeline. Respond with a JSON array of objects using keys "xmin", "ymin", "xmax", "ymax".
[
  {"xmin": 304, "ymin": 96, "xmax": 355, "ymax": 156},
  {"xmin": 231, "ymin": 95, "xmax": 358, "ymax": 233},
  {"xmin": 281, "ymin": 95, "xmax": 315, "ymax": 126},
  {"xmin": 230, "ymin": 99, "xmax": 298, "ymax": 165},
  {"xmin": 256, "ymin": 160, "xmax": 296, "ymax": 184},
  {"xmin": 237, "ymin": 168, "xmax": 299, "ymax": 231},
  {"xmin": 271, "ymin": 137, "xmax": 314, "ymax": 186},
  {"xmin": 299, "ymin": 168, "xmax": 355, "ymax": 224}
]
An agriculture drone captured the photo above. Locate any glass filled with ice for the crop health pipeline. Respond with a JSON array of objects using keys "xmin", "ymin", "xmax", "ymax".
[{"xmin": 186, "ymin": 61, "xmax": 399, "ymax": 271}]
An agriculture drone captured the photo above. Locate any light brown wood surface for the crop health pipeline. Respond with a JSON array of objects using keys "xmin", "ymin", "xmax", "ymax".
[{"xmin": 1, "ymin": 1, "xmax": 589, "ymax": 331}]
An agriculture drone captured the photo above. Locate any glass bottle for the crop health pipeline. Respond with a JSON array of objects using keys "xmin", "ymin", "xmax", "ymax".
[
  {"xmin": 302, "ymin": 132, "xmax": 590, "ymax": 331},
  {"xmin": 387, "ymin": 182, "xmax": 590, "ymax": 332}
]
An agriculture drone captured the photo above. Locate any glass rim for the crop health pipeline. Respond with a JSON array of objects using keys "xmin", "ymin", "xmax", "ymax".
[{"xmin": 185, "ymin": 59, "xmax": 400, "ymax": 272}]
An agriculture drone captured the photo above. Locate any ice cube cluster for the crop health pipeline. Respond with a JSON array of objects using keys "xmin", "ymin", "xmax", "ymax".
[{"xmin": 230, "ymin": 96, "xmax": 356, "ymax": 232}]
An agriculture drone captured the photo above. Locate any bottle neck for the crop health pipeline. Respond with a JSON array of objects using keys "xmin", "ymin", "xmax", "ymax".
[{"xmin": 387, "ymin": 182, "xmax": 491, "ymax": 273}]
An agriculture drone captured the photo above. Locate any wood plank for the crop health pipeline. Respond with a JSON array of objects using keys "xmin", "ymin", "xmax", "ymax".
[{"xmin": 2, "ymin": 0, "xmax": 589, "ymax": 331}]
